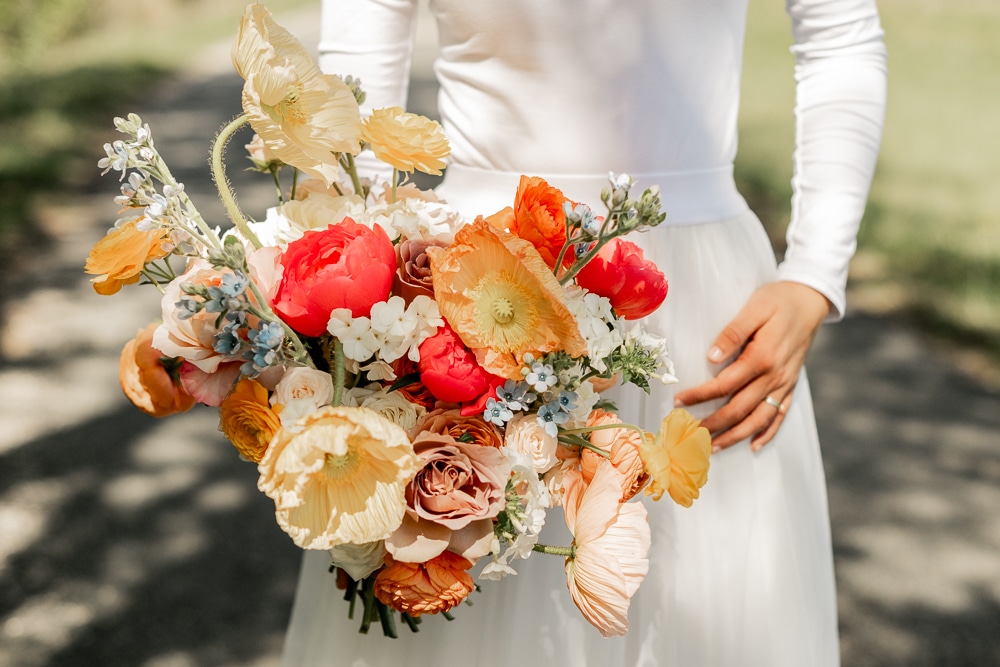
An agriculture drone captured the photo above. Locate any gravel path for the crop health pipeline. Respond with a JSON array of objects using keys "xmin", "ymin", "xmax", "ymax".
[{"xmin": 1, "ymin": 8, "xmax": 997, "ymax": 666}]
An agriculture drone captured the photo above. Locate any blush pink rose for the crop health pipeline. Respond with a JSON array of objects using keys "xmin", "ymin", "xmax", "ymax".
[
  {"xmin": 272, "ymin": 219, "xmax": 396, "ymax": 336},
  {"xmin": 575, "ymin": 238, "xmax": 668, "ymax": 320},
  {"xmin": 406, "ymin": 432, "xmax": 510, "ymax": 530}
]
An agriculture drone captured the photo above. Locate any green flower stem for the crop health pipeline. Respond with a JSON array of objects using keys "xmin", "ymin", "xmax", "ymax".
[
  {"xmin": 139, "ymin": 269, "xmax": 166, "ymax": 294},
  {"xmin": 290, "ymin": 167, "xmax": 300, "ymax": 201},
  {"xmin": 558, "ymin": 211, "xmax": 622, "ymax": 285},
  {"xmin": 391, "ymin": 167, "xmax": 398, "ymax": 203},
  {"xmin": 211, "ymin": 114, "xmax": 262, "ymax": 249},
  {"xmin": 532, "ymin": 543, "xmax": 576, "ymax": 558},
  {"xmin": 332, "ymin": 338, "xmax": 345, "ymax": 407},
  {"xmin": 562, "ymin": 422, "xmax": 650, "ymax": 449},
  {"xmin": 269, "ymin": 165, "xmax": 284, "ymax": 203},
  {"xmin": 340, "ymin": 152, "xmax": 365, "ymax": 197}
]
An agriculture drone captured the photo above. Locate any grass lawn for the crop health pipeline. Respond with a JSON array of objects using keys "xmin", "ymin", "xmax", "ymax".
[{"xmin": 738, "ymin": 0, "xmax": 1000, "ymax": 362}]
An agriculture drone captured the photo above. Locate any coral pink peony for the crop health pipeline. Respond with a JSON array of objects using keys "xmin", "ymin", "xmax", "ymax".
[
  {"xmin": 417, "ymin": 325, "xmax": 495, "ymax": 403},
  {"xmin": 575, "ymin": 238, "xmax": 668, "ymax": 320},
  {"xmin": 272, "ymin": 219, "xmax": 396, "ymax": 337}
]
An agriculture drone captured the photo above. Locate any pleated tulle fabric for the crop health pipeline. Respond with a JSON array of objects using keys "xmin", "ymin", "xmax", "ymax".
[{"xmin": 280, "ymin": 176, "xmax": 839, "ymax": 667}]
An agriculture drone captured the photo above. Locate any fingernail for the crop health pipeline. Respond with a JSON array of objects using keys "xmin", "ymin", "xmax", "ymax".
[
  {"xmin": 708, "ymin": 346, "xmax": 724, "ymax": 363},
  {"xmin": 673, "ymin": 397, "xmax": 685, "ymax": 408},
  {"xmin": 751, "ymin": 440, "xmax": 762, "ymax": 452},
  {"xmin": 712, "ymin": 445, "xmax": 721, "ymax": 454}
]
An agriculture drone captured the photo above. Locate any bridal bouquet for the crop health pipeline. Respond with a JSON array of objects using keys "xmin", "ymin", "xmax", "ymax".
[{"xmin": 85, "ymin": 3, "xmax": 711, "ymax": 639}]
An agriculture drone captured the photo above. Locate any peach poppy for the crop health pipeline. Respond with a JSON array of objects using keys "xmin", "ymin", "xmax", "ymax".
[
  {"xmin": 373, "ymin": 550, "xmax": 475, "ymax": 617},
  {"xmin": 219, "ymin": 378, "xmax": 282, "ymax": 463},
  {"xmin": 361, "ymin": 106, "xmax": 450, "ymax": 176},
  {"xmin": 427, "ymin": 219, "xmax": 587, "ymax": 379},
  {"xmin": 489, "ymin": 176, "xmax": 572, "ymax": 270},
  {"xmin": 85, "ymin": 219, "xmax": 170, "ymax": 295},
  {"xmin": 580, "ymin": 409, "xmax": 649, "ymax": 502},
  {"xmin": 564, "ymin": 461, "xmax": 650, "ymax": 638},
  {"xmin": 119, "ymin": 323, "xmax": 196, "ymax": 418},
  {"xmin": 232, "ymin": 3, "xmax": 361, "ymax": 187},
  {"xmin": 257, "ymin": 406, "xmax": 419, "ymax": 549},
  {"xmin": 640, "ymin": 408, "xmax": 712, "ymax": 507}
]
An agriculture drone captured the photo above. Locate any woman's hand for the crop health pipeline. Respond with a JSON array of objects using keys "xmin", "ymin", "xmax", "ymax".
[{"xmin": 673, "ymin": 281, "xmax": 831, "ymax": 452}]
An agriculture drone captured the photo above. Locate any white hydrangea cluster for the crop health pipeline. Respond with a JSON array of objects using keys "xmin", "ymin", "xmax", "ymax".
[
  {"xmin": 327, "ymin": 295, "xmax": 443, "ymax": 371},
  {"xmin": 362, "ymin": 197, "xmax": 461, "ymax": 241},
  {"xmin": 562, "ymin": 285, "xmax": 625, "ymax": 373}
]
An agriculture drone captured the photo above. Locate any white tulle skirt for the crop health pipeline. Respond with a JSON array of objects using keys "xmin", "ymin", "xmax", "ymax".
[{"xmin": 281, "ymin": 169, "xmax": 840, "ymax": 667}]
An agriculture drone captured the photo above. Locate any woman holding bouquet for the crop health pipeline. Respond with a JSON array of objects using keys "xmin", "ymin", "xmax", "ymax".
[{"xmin": 282, "ymin": 1, "xmax": 886, "ymax": 665}]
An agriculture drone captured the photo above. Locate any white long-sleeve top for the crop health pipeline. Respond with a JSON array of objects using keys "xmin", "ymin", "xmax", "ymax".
[{"xmin": 318, "ymin": 0, "xmax": 886, "ymax": 320}]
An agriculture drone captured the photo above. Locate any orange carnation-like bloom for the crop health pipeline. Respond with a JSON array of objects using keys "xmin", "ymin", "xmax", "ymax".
[
  {"xmin": 119, "ymin": 322, "xmax": 196, "ymax": 418},
  {"xmin": 85, "ymin": 219, "xmax": 170, "ymax": 295},
  {"xmin": 427, "ymin": 219, "xmax": 587, "ymax": 379},
  {"xmin": 219, "ymin": 378, "xmax": 282, "ymax": 463},
  {"xmin": 580, "ymin": 409, "xmax": 649, "ymax": 502},
  {"xmin": 361, "ymin": 106, "xmax": 450, "ymax": 176},
  {"xmin": 374, "ymin": 551, "xmax": 475, "ymax": 617},
  {"xmin": 640, "ymin": 408, "xmax": 712, "ymax": 507},
  {"xmin": 489, "ymin": 176, "xmax": 572, "ymax": 269}
]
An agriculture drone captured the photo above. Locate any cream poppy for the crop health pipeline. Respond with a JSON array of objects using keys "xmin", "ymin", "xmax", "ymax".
[{"xmin": 257, "ymin": 406, "xmax": 420, "ymax": 549}]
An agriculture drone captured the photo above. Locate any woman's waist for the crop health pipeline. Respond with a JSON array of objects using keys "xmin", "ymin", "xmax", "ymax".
[{"xmin": 435, "ymin": 163, "xmax": 749, "ymax": 226}]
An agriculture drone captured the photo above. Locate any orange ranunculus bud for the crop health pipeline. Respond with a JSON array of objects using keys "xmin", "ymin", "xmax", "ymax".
[
  {"xmin": 218, "ymin": 378, "xmax": 281, "ymax": 463},
  {"xmin": 580, "ymin": 409, "xmax": 649, "ymax": 502},
  {"xmin": 119, "ymin": 323, "xmax": 196, "ymax": 417},
  {"xmin": 575, "ymin": 237, "xmax": 668, "ymax": 320},
  {"xmin": 373, "ymin": 551, "xmax": 475, "ymax": 617},
  {"xmin": 86, "ymin": 219, "xmax": 170, "ymax": 295}
]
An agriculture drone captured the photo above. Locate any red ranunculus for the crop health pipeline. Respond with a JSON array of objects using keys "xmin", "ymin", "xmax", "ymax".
[
  {"xmin": 575, "ymin": 238, "xmax": 668, "ymax": 320},
  {"xmin": 273, "ymin": 219, "xmax": 396, "ymax": 336},
  {"xmin": 418, "ymin": 325, "xmax": 493, "ymax": 403}
]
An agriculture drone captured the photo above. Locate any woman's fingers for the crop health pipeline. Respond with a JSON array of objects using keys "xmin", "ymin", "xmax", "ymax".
[{"xmin": 674, "ymin": 281, "xmax": 831, "ymax": 452}]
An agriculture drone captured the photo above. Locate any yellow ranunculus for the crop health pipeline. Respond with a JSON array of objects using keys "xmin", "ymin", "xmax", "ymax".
[
  {"xmin": 232, "ymin": 3, "xmax": 361, "ymax": 187},
  {"xmin": 361, "ymin": 106, "xmax": 450, "ymax": 176},
  {"xmin": 219, "ymin": 378, "xmax": 282, "ymax": 463},
  {"xmin": 257, "ymin": 406, "xmax": 420, "ymax": 550},
  {"xmin": 85, "ymin": 219, "xmax": 170, "ymax": 295},
  {"xmin": 640, "ymin": 408, "xmax": 712, "ymax": 507}
]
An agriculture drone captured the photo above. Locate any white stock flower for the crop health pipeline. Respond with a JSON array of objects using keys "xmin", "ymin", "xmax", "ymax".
[
  {"xmin": 624, "ymin": 324, "xmax": 677, "ymax": 385},
  {"xmin": 342, "ymin": 384, "xmax": 425, "ymax": 431},
  {"xmin": 566, "ymin": 380, "xmax": 600, "ymax": 428},
  {"xmin": 360, "ymin": 198, "xmax": 461, "ymax": 241},
  {"xmin": 327, "ymin": 310, "xmax": 378, "ymax": 362},
  {"xmin": 271, "ymin": 366, "xmax": 334, "ymax": 429},
  {"xmin": 563, "ymin": 285, "xmax": 624, "ymax": 373},
  {"xmin": 367, "ymin": 295, "xmax": 443, "ymax": 363},
  {"xmin": 328, "ymin": 541, "xmax": 387, "ymax": 581}
]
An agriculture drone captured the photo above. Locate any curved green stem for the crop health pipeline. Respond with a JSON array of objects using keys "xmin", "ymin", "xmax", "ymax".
[
  {"xmin": 332, "ymin": 338, "xmax": 345, "ymax": 407},
  {"xmin": 561, "ymin": 421, "xmax": 650, "ymax": 449},
  {"xmin": 532, "ymin": 543, "xmax": 576, "ymax": 558},
  {"xmin": 269, "ymin": 164, "xmax": 284, "ymax": 203},
  {"xmin": 211, "ymin": 114, "xmax": 262, "ymax": 249}
]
